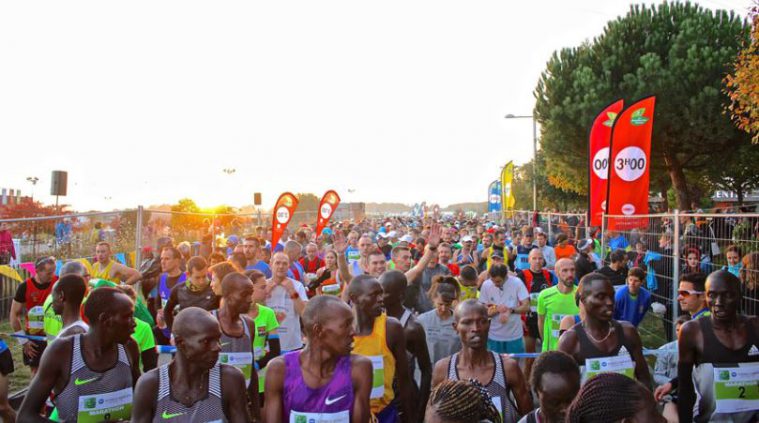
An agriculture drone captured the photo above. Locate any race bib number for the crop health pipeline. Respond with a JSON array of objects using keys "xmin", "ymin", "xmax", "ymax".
[
  {"xmin": 551, "ymin": 313, "xmax": 571, "ymax": 339},
  {"xmin": 322, "ymin": 284, "xmax": 340, "ymax": 296},
  {"xmin": 516, "ymin": 254, "xmax": 529, "ymax": 270},
  {"xmin": 584, "ymin": 355, "xmax": 634, "ymax": 381},
  {"xmin": 219, "ymin": 352, "xmax": 254, "ymax": 386},
  {"xmin": 77, "ymin": 387, "xmax": 132, "ymax": 423},
  {"xmin": 529, "ymin": 293, "xmax": 540, "ymax": 313},
  {"xmin": 28, "ymin": 306, "xmax": 45, "ymax": 333},
  {"xmin": 368, "ymin": 355, "xmax": 385, "ymax": 399},
  {"xmin": 713, "ymin": 363, "xmax": 759, "ymax": 414},
  {"xmin": 290, "ymin": 410, "xmax": 350, "ymax": 423}
]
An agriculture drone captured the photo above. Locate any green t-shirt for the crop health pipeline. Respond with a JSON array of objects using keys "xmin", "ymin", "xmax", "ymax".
[
  {"xmin": 537, "ymin": 285, "xmax": 579, "ymax": 352},
  {"xmin": 252, "ymin": 304, "xmax": 279, "ymax": 393},
  {"xmin": 132, "ymin": 317, "xmax": 155, "ymax": 352},
  {"xmin": 43, "ymin": 295, "xmax": 63, "ymax": 340},
  {"xmin": 132, "ymin": 317, "xmax": 155, "ymax": 371}
]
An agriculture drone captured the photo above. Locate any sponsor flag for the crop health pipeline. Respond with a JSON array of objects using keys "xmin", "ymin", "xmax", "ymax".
[
  {"xmin": 488, "ymin": 180, "xmax": 502, "ymax": 213},
  {"xmin": 500, "ymin": 161, "xmax": 516, "ymax": 215},
  {"xmin": 589, "ymin": 99, "xmax": 624, "ymax": 227},
  {"xmin": 315, "ymin": 190, "xmax": 341, "ymax": 236},
  {"xmin": 606, "ymin": 96, "xmax": 656, "ymax": 230},
  {"xmin": 271, "ymin": 192, "xmax": 299, "ymax": 252}
]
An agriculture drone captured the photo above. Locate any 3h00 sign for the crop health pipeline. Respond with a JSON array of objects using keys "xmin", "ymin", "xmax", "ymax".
[{"xmin": 614, "ymin": 146, "xmax": 647, "ymax": 182}]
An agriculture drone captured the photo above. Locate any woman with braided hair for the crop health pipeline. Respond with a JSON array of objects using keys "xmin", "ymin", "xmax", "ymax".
[
  {"xmin": 425, "ymin": 379, "xmax": 502, "ymax": 423},
  {"xmin": 565, "ymin": 372, "xmax": 665, "ymax": 423}
]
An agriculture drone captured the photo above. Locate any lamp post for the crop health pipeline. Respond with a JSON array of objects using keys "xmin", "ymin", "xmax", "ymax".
[
  {"xmin": 26, "ymin": 176, "xmax": 39, "ymax": 202},
  {"xmin": 504, "ymin": 113, "xmax": 538, "ymax": 211}
]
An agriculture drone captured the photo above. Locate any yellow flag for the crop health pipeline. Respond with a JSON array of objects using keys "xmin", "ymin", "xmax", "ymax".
[{"xmin": 500, "ymin": 161, "xmax": 516, "ymax": 211}]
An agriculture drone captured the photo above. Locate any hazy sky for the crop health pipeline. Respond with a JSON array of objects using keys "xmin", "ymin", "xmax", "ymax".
[{"xmin": 1, "ymin": 0, "xmax": 750, "ymax": 211}]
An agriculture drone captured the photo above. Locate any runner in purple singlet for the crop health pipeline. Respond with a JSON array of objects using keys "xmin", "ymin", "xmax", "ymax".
[{"xmin": 263, "ymin": 295, "xmax": 373, "ymax": 423}]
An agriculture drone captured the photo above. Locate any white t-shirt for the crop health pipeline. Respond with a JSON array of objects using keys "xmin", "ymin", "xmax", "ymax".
[
  {"xmin": 264, "ymin": 278, "xmax": 308, "ymax": 351},
  {"xmin": 478, "ymin": 276, "xmax": 529, "ymax": 342}
]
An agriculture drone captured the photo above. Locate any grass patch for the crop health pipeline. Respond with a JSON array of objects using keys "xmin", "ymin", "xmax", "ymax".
[
  {"xmin": 639, "ymin": 312, "xmax": 671, "ymax": 350},
  {"xmin": 0, "ymin": 321, "xmax": 32, "ymax": 393}
]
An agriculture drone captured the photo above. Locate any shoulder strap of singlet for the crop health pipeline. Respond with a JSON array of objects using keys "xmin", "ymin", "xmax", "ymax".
[
  {"xmin": 212, "ymin": 310, "xmax": 252, "ymax": 341},
  {"xmin": 209, "ymin": 363, "xmax": 222, "ymax": 398},
  {"xmin": 447, "ymin": 353, "xmax": 458, "ymax": 380},
  {"xmin": 400, "ymin": 309, "xmax": 412, "ymax": 327},
  {"xmin": 240, "ymin": 314, "xmax": 252, "ymax": 340},
  {"xmin": 491, "ymin": 351, "xmax": 507, "ymax": 389},
  {"xmin": 71, "ymin": 334, "xmax": 85, "ymax": 374},
  {"xmin": 158, "ymin": 365, "xmax": 171, "ymax": 401},
  {"xmin": 117, "ymin": 341, "xmax": 129, "ymax": 365}
]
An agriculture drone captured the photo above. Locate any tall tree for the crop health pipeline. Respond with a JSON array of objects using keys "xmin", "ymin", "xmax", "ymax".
[
  {"xmin": 534, "ymin": 2, "xmax": 751, "ymax": 209},
  {"xmin": 724, "ymin": 4, "xmax": 758, "ymax": 143}
]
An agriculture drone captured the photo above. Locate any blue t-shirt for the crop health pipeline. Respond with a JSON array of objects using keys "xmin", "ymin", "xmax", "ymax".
[
  {"xmin": 514, "ymin": 245, "xmax": 537, "ymax": 271},
  {"xmin": 613, "ymin": 285, "xmax": 652, "ymax": 327},
  {"xmin": 609, "ymin": 235, "xmax": 629, "ymax": 251},
  {"xmin": 246, "ymin": 260, "xmax": 272, "ymax": 278}
]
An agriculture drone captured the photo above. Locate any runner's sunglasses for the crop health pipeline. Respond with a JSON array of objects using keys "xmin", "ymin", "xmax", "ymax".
[{"xmin": 677, "ymin": 289, "xmax": 704, "ymax": 297}]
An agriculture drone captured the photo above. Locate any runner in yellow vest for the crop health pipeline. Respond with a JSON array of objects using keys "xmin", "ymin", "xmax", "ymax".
[
  {"xmin": 92, "ymin": 242, "xmax": 142, "ymax": 285},
  {"xmin": 350, "ymin": 274, "xmax": 414, "ymax": 423}
]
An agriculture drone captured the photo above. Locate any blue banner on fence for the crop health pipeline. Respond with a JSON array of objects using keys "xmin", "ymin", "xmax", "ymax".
[{"xmin": 488, "ymin": 180, "xmax": 502, "ymax": 213}]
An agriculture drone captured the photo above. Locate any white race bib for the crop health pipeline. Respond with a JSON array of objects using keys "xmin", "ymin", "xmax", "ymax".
[
  {"xmin": 77, "ymin": 387, "xmax": 132, "ymax": 423},
  {"xmin": 219, "ymin": 352, "xmax": 254, "ymax": 386},
  {"xmin": 713, "ymin": 363, "xmax": 759, "ymax": 414},
  {"xmin": 289, "ymin": 410, "xmax": 350, "ymax": 423},
  {"xmin": 584, "ymin": 355, "xmax": 634, "ymax": 382},
  {"xmin": 529, "ymin": 293, "xmax": 540, "ymax": 313},
  {"xmin": 369, "ymin": 355, "xmax": 385, "ymax": 399}
]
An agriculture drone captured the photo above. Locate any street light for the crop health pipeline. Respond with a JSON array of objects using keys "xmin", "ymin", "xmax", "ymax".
[
  {"xmin": 26, "ymin": 176, "xmax": 39, "ymax": 202},
  {"xmin": 504, "ymin": 113, "xmax": 538, "ymax": 211}
]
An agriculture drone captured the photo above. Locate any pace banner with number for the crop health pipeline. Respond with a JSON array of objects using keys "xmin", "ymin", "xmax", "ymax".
[
  {"xmin": 589, "ymin": 99, "xmax": 625, "ymax": 227},
  {"xmin": 606, "ymin": 96, "xmax": 656, "ymax": 230},
  {"xmin": 315, "ymin": 190, "xmax": 341, "ymax": 236},
  {"xmin": 271, "ymin": 192, "xmax": 299, "ymax": 252},
  {"xmin": 500, "ymin": 161, "xmax": 516, "ymax": 212},
  {"xmin": 488, "ymin": 180, "xmax": 502, "ymax": 213}
]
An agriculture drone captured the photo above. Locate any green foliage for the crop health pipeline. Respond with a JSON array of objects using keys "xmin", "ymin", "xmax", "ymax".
[
  {"xmin": 513, "ymin": 153, "xmax": 586, "ymax": 210},
  {"xmin": 534, "ymin": 1, "xmax": 752, "ymax": 209},
  {"xmin": 706, "ymin": 142, "xmax": 759, "ymax": 204},
  {"xmin": 296, "ymin": 193, "xmax": 320, "ymax": 212},
  {"xmin": 170, "ymin": 198, "xmax": 203, "ymax": 232}
]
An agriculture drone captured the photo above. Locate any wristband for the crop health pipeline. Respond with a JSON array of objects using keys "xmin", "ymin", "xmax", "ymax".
[{"xmin": 15, "ymin": 330, "xmax": 28, "ymax": 345}]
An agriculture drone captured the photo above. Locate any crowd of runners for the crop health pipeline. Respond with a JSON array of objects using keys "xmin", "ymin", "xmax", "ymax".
[{"xmin": 0, "ymin": 215, "xmax": 757, "ymax": 422}]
